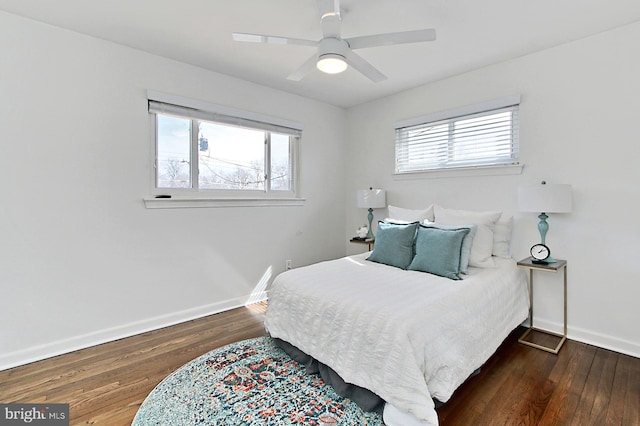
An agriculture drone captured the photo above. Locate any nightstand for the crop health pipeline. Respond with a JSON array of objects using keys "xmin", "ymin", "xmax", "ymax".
[
  {"xmin": 517, "ymin": 257, "xmax": 567, "ymax": 354},
  {"xmin": 350, "ymin": 238, "xmax": 374, "ymax": 251}
]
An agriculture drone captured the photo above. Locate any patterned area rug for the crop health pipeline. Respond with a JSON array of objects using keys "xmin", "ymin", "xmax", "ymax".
[{"xmin": 133, "ymin": 336, "xmax": 383, "ymax": 425}]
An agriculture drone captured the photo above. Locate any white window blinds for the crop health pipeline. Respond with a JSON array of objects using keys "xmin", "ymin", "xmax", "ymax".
[
  {"xmin": 147, "ymin": 90, "xmax": 303, "ymax": 137},
  {"xmin": 148, "ymin": 100, "xmax": 302, "ymax": 137},
  {"xmin": 395, "ymin": 98, "xmax": 520, "ymax": 173}
]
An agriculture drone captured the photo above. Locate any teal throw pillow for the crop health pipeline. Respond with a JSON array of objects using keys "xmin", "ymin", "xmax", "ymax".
[
  {"xmin": 421, "ymin": 223, "xmax": 476, "ymax": 274},
  {"xmin": 367, "ymin": 221, "xmax": 418, "ymax": 269},
  {"xmin": 408, "ymin": 226, "xmax": 470, "ymax": 280}
]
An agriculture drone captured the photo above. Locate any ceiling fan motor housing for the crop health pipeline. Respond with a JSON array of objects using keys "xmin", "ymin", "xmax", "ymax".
[{"xmin": 318, "ymin": 37, "xmax": 349, "ymax": 59}]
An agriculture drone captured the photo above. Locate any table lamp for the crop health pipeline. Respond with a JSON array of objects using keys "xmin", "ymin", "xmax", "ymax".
[
  {"xmin": 518, "ymin": 181, "xmax": 572, "ymax": 263},
  {"xmin": 356, "ymin": 187, "xmax": 386, "ymax": 239}
]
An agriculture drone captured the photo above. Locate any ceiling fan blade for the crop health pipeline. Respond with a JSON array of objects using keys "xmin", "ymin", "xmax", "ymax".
[
  {"xmin": 344, "ymin": 50, "xmax": 387, "ymax": 83},
  {"xmin": 232, "ymin": 32, "xmax": 317, "ymax": 47},
  {"xmin": 286, "ymin": 54, "xmax": 319, "ymax": 81},
  {"xmin": 346, "ymin": 29, "xmax": 436, "ymax": 50},
  {"xmin": 318, "ymin": 0, "xmax": 341, "ymax": 38}
]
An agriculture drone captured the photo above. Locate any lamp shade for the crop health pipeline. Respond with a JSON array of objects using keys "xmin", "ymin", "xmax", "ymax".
[
  {"xmin": 357, "ymin": 188, "xmax": 386, "ymax": 209},
  {"xmin": 518, "ymin": 183, "xmax": 572, "ymax": 213}
]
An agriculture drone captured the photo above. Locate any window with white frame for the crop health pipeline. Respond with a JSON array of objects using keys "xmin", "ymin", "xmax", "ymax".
[
  {"xmin": 148, "ymin": 93, "xmax": 302, "ymax": 199},
  {"xmin": 395, "ymin": 96, "xmax": 520, "ymax": 174}
]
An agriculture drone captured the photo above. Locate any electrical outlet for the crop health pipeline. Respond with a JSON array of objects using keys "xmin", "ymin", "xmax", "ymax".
[{"xmin": 285, "ymin": 259, "xmax": 292, "ymax": 270}]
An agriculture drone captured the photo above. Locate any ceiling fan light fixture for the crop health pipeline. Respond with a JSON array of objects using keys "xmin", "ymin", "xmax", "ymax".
[
  {"xmin": 232, "ymin": 0, "xmax": 436, "ymax": 82},
  {"xmin": 317, "ymin": 53, "xmax": 347, "ymax": 74}
]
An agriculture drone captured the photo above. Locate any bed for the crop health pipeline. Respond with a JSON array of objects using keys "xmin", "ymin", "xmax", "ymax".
[{"xmin": 264, "ymin": 207, "xmax": 530, "ymax": 426}]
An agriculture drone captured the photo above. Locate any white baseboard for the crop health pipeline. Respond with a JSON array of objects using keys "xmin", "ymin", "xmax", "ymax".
[
  {"xmin": 4, "ymin": 297, "xmax": 636, "ymax": 371},
  {"xmin": 0, "ymin": 294, "xmax": 267, "ymax": 372},
  {"xmin": 524, "ymin": 318, "xmax": 639, "ymax": 358}
]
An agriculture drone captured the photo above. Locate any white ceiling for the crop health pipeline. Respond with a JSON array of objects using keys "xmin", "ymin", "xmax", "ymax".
[{"xmin": 1, "ymin": 0, "xmax": 639, "ymax": 108}]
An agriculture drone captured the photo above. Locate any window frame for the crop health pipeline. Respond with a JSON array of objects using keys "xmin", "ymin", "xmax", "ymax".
[
  {"xmin": 394, "ymin": 96, "xmax": 522, "ymax": 177},
  {"xmin": 144, "ymin": 91, "xmax": 304, "ymax": 208}
]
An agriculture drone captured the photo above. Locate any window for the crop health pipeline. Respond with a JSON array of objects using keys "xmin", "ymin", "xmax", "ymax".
[
  {"xmin": 147, "ymin": 93, "xmax": 302, "ymax": 202},
  {"xmin": 395, "ymin": 97, "xmax": 520, "ymax": 174}
]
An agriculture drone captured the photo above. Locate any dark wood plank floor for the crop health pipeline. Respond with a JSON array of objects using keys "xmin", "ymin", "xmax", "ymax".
[
  {"xmin": 0, "ymin": 304, "xmax": 268, "ymax": 425},
  {"xmin": 1, "ymin": 304, "xmax": 638, "ymax": 425},
  {"xmin": 437, "ymin": 328, "xmax": 639, "ymax": 426}
]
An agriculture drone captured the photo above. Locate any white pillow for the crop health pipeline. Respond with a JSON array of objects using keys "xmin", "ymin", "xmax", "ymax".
[
  {"xmin": 384, "ymin": 218, "xmax": 418, "ymax": 225},
  {"xmin": 493, "ymin": 216, "xmax": 513, "ymax": 258},
  {"xmin": 433, "ymin": 205, "xmax": 501, "ymax": 268},
  {"xmin": 387, "ymin": 204, "xmax": 434, "ymax": 222}
]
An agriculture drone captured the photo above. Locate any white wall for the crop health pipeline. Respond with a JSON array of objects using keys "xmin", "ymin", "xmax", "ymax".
[
  {"xmin": 0, "ymin": 11, "xmax": 347, "ymax": 370},
  {"xmin": 345, "ymin": 22, "xmax": 640, "ymax": 357},
  {"xmin": 2, "ymin": 11, "xmax": 638, "ymax": 371}
]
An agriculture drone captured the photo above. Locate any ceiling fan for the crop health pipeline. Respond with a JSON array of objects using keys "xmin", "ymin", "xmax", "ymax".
[{"xmin": 232, "ymin": 0, "xmax": 436, "ymax": 83}]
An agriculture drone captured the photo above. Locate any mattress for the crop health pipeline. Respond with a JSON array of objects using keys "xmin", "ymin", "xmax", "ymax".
[{"xmin": 264, "ymin": 253, "xmax": 529, "ymax": 425}]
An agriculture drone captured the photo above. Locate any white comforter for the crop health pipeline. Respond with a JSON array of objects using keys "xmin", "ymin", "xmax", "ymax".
[{"xmin": 264, "ymin": 253, "xmax": 529, "ymax": 425}]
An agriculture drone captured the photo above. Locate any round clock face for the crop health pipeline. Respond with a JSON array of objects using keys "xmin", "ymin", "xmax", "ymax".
[{"xmin": 530, "ymin": 243, "xmax": 550, "ymax": 260}]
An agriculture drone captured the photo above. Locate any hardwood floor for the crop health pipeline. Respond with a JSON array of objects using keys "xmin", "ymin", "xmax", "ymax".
[
  {"xmin": 437, "ymin": 329, "xmax": 639, "ymax": 426},
  {"xmin": 0, "ymin": 304, "xmax": 268, "ymax": 425},
  {"xmin": 1, "ymin": 304, "xmax": 637, "ymax": 425}
]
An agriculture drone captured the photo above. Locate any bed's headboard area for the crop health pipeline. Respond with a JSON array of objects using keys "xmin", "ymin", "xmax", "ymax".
[{"xmin": 368, "ymin": 204, "xmax": 513, "ymax": 280}]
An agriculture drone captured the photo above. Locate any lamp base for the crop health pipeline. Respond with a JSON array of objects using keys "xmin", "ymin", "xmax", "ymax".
[{"xmin": 366, "ymin": 208, "xmax": 374, "ymax": 239}]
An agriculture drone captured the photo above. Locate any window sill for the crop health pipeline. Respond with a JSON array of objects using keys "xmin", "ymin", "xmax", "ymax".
[
  {"xmin": 143, "ymin": 197, "xmax": 306, "ymax": 209},
  {"xmin": 393, "ymin": 163, "xmax": 524, "ymax": 180}
]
